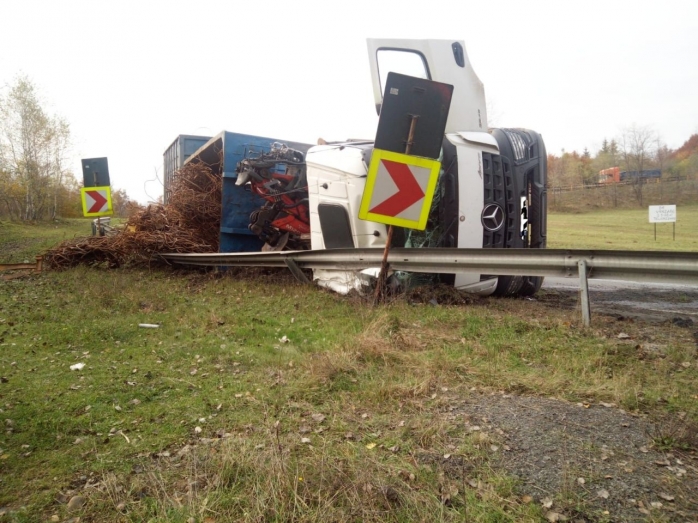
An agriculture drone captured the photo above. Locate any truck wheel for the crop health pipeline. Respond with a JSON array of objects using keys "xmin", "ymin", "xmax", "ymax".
[
  {"xmin": 493, "ymin": 275, "xmax": 524, "ymax": 297},
  {"xmin": 518, "ymin": 276, "xmax": 544, "ymax": 297}
]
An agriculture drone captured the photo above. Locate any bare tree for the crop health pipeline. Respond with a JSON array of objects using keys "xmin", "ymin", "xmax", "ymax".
[
  {"xmin": 654, "ymin": 136, "xmax": 672, "ymax": 200},
  {"xmin": 0, "ymin": 76, "xmax": 72, "ymax": 220},
  {"xmin": 594, "ymin": 139, "xmax": 621, "ymax": 206},
  {"xmin": 655, "ymin": 137, "xmax": 670, "ymax": 173},
  {"xmin": 49, "ymin": 117, "xmax": 70, "ymax": 220},
  {"xmin": 619, "ymin": 124, "xmax": 657, "ymax": 206}
]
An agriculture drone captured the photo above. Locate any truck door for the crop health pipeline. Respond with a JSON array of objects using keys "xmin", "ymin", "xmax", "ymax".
[{"xmin": 366, "ymin": 39, "xmax": 488, "ymax": 133}]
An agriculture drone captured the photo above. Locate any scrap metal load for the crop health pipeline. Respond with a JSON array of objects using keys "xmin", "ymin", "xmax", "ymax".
[{"xmin": 44, "ymin": 162, "xmax": 222, "ymax": 269}]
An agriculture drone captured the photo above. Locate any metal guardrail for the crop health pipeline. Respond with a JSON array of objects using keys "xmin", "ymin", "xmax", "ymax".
[
  {"xmin": 92, "ymin": 217, "xmax": 115, "ymax": 236},
  {"xmin": 161, "ymin": 248, "xmax": 698, "ymax": 326},
  {"xmin": 162, "ymin": 248, "xmax": 698, "ymax": 283}
]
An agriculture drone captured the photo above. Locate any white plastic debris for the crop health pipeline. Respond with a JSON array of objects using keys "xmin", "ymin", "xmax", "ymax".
[
  {"xmin": 69, "ymin": 363, "xmax": 86, "ymax": 371},
  {"xmin": 138, "ymin": 324, "xmax": 160, "ymax": 329}
]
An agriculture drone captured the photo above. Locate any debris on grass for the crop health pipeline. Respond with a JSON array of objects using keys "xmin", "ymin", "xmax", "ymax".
[
  {"xmin": 44, "ymin": 162, "xmax": 222, "ymax": 269},
  {"xmin": 67, "ymin": 495, "xmax": 86, "ymax": 511}
]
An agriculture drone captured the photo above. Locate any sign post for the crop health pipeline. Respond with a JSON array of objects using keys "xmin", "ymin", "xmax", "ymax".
[
  {"xmin": 374, "ymin": 115, "xmax": 418, "ymax": 302},
  {"xmin": 81, "ymin": 157, "xmax": 112, "ymax": 234},
  {"xmin": 648, "ymin": 205, "xmax": 676, "ymax": 241},
  {"xmin": 359, "ymin": 72, "xmax": 453, "ymax": 302}
]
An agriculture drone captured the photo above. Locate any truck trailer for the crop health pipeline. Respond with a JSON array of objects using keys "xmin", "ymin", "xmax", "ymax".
[
  {"xmin": 598, "ymin": 166, "xmax": 661, "ymax": 184},
  {"xmin": 163, "ymin": 39, "xmax": 548, "ymax": 297}
]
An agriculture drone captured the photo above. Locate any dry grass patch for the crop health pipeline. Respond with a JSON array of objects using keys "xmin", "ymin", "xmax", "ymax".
[{"xmin": 85, "ymin": 420, "xmax": 539, "ymax": 522}]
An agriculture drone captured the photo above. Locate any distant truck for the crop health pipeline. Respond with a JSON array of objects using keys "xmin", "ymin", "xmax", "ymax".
[
  {"xmin": 164, "ymin": 39, "xmax": 548, "ymax": 297},
  {"xmin": 598, "ymin": 167, "xmax": 661, "ymax": 184}
]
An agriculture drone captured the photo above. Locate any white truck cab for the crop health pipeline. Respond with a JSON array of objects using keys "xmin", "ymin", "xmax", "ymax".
[{"xmin": 305, "ymin": 39, "xmax": 547, "ymax": 295}]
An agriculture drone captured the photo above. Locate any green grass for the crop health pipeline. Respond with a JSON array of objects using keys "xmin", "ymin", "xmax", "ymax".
[
  {"xmin": 0, "ymin": 218, "xmax": 696, "ymax": 521},
  {"xmin": 0, "ymin": 219, "xmax": 93, "ymax": 264},
  {"xmin": 547, "ymin": 204, "xmax": 698, "ymax": 251},
  {"xmin": 0, "ymin": 266, "xmax": 696, "ymax": 522}
]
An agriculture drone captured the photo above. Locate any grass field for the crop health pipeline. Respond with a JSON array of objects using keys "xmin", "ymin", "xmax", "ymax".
[
  {"xmin": 1, "ymin": 215, "xmax": 697, "ymax": 521},
  {"xmin": 547, "ymin": 204, "xmax": 698, "ymax": 251},
  {"xmin": 0, "ymin": 219, "xmax": 93, "ymax": 264}
]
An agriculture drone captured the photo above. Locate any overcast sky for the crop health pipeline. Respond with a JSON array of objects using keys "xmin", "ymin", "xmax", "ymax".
[{"xmin": 1, "ymin": 0, "xmax": 696, "ymax": 203}]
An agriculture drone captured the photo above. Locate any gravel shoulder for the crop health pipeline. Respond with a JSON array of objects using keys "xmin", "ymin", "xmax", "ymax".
[{"xmin": 447, "ymin": 393, "xmax": 698, "ymax": 522}]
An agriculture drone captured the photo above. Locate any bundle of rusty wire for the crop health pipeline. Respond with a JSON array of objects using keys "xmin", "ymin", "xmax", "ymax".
[{"xmin": 44, "ymin": 162, "xmax": 222, "ymax": 269}]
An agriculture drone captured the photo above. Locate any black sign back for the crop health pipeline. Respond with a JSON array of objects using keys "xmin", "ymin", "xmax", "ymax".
[
  {"xmin": 374, "ymin": 72, "xmax": 453, "ymax": 160},
  {"xmin": 81, "ymin": 157, "xmax": 110, "ymax": 187}
]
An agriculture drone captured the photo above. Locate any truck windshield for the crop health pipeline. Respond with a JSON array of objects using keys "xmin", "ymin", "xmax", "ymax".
[{"xmin": 376, "ymin": 50, "xmax": 429, "ymax": 97}]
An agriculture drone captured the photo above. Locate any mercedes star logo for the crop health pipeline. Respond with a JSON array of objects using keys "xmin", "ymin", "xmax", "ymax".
[{"xmin": 481, "ymin": 203, "xmax": 504, "ymax": 232}]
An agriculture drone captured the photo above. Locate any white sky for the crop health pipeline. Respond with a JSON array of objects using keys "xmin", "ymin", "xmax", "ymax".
[{"xmin": 1, "ymin": 0, "xmax": 697, "ymax": 203}]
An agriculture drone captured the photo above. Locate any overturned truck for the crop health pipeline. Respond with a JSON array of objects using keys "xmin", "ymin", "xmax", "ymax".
[{"xmin": 163, "ymin": 39, "xmax": 547, "ymax": 296}]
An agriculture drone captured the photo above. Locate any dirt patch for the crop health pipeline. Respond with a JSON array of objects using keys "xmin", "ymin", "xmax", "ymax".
[
  {"xmin": 404, "ymin": 283, "xmax": 477, "ymax": 306},
  {"xmin": 449, "ymin": 393, "xmax": 698, "ymax": 522}
]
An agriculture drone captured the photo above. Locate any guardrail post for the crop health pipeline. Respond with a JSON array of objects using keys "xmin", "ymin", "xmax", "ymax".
[
  {"xmin": 578, "ymin": 259, "xmax": 591, "ymax": 327},
  {"xmin": 284, "ymin": 258, "xmax": 310, "ymax": 284}
]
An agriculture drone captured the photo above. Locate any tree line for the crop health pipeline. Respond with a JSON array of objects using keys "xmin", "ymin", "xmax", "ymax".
[
  {"xmin": 0, "ymin": 76, "xmax": 134, "ymax": 221},
  {"xmin": 3, "ymin": 76, "xmax": 697, "ymax": 219},
  {"xmin": 547, "ymin": 124, "xmax": 698, "ymax": 206}
]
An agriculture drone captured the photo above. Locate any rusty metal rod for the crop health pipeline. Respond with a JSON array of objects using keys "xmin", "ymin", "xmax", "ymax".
[
  {"xmin": 0, "ymin": 256, "xmax": 43, "ymax": 273},
  {"xmin": 374, "ymin": 114, "xmax": 420, "ymax": 303}
]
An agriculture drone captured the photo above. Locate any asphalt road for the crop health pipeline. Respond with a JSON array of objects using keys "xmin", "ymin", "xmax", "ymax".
[{"xmin": 542, "ymin": 277, "xmax": 698, "ymax": 323}]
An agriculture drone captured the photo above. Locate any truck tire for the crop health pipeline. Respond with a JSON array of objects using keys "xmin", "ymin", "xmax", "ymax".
[
  {"xmin": 493, "ymin": 275, "xmax": 524, "ymax": 297},
  {"xmin": 518, "ymin": 276, "xmax": 544, "ymax": 297}
]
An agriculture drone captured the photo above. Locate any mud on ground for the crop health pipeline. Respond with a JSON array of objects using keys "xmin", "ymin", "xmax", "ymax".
[{"xmin": 537, "ymin": 285, "xmax": 698, "ymax": 326}]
